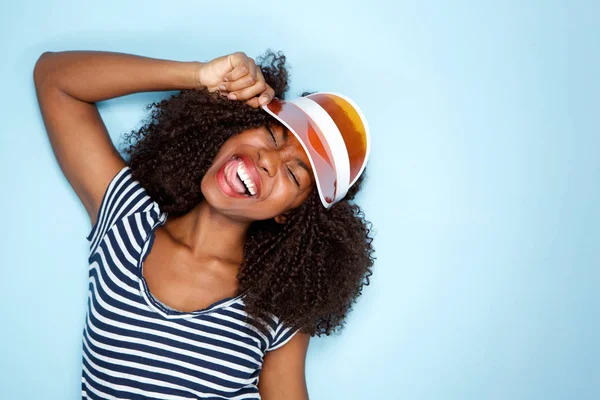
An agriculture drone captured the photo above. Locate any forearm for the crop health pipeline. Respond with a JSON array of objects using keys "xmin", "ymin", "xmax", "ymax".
[{"xmin": 33, "ymin": 50, "xmax": 202, "ymax": 103}]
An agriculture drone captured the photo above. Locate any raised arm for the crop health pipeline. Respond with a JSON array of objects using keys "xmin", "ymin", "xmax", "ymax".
[
  {"xmin": 33, "ymin": 50, "xmax": 274, "ymax": 226},
  {"xmin": 33, "ymin": 50, "xmax": 200, "ymax": 225}
]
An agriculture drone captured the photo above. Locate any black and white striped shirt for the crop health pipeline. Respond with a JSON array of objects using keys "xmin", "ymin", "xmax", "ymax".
[{"xmin": 83, "ymin": 166, "xmax": 298, "ymax": 399}]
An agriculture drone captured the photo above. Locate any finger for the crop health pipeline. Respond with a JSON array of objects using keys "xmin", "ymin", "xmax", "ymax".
[
  {"xmin": 224, "ymin": 53, "xmax": 256, "ymax": 83},
  {"xmin": 252, "ymin": 67, "xmax": 274, "ymax": 105},
  {"xmin": 258, "ymin": 84, "xmax": 275, "ymax": 106},
  {"xmin": 245, "ymin": 84, "xmax": 274, "ymax": 108},
  {"xmin": 221, "ymin": 57, "xmax": 257, "ymax": 90},
  {"xmin": 228, "ymin": 79, "xmax": 267, "ymax": 101},
  {"xmin": 224, "ymin": 63, "xmax": 251, "ymax": 83},
  {"xmin": 247, "ymin": 57, "xmax": 257, "ymax": 82},
  {"xmin": 237, "ymin": 84, "xmax": 274, "ymax": 107},
  {"xmin": 220, "ymin": 73, "xmax": 257, "ymax": 92},
  {"xmin": 227, "ymin": 66, "xmax": 269, "ymax": 102},
  {"xmin": 245, "ymin": 89, "xmax": 271, "ymax": 108},
  {"xmin": 245, "ymin": 97, "xmax": 261, "ymax": 108}
]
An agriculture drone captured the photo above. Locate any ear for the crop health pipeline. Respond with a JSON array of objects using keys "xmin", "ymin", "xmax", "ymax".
[{"xmin": 274, "ymin": 211, "xmax": 292, "ymax": 224}]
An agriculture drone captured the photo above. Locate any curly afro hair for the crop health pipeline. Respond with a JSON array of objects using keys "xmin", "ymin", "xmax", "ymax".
[{"xmin": 122, "ymin": 50, "xmax": 375, "ymax": 337}]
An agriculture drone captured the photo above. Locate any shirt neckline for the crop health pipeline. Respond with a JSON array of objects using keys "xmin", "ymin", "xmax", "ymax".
[{"xmin": 136, "ymin": 206, "xmax": 246, "ymax": 320}]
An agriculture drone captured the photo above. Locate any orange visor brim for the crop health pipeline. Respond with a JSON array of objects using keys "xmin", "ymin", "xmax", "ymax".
[
  {"xmin": 263, "ymin": 98, "xmax": 339, "ymax": 206},
  {"xmin": 305, "ymin": 93, "xmax": 370, "ymax": 187}
]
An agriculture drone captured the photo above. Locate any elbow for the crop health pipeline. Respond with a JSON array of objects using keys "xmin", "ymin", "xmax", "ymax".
[{"xmin": 33, "ymin": 51, "xmax": 55, "ymax": 88}]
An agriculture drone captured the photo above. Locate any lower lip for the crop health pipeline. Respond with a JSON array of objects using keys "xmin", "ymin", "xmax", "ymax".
[{"xmin": 216, "ymin": 157, "xmax": 254, "ymax": 199}]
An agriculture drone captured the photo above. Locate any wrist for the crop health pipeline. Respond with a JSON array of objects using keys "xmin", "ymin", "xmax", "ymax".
[
  {"xmin": 194, "ymin": 61, "xmax": 207, "ymax": 89},
  {"xmin": 168, "ymin": 60, "xmax": 205, "ymax": 91}
]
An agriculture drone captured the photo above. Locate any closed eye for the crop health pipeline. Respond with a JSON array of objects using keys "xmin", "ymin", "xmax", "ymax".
[
  {"xmin": 266, "ymin": 126, "xmax": 277, "ymax": 146},
  {"xmin": 287, "ymin": 167, "xmax": 300, "ymax": 187}
]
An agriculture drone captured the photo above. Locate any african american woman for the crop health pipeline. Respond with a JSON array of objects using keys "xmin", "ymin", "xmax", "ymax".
[{"xmin": 33, "ymin": 49, "xmax": 374, "ymax": 400}]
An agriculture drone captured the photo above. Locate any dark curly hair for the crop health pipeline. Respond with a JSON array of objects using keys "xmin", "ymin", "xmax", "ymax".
[{"xmin": 121, "ymin": 50, "xmax": 375, "ymax": 337}]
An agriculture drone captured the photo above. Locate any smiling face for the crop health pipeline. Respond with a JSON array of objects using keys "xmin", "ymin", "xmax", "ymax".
[{"xmin": 201, "ymin": 122, "xmax": 315, "ymax": 223}]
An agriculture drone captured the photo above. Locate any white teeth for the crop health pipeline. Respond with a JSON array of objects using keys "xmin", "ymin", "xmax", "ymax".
[{"xmin": 236, "ymin": 160, "xmax": 257, "ymax": 196}]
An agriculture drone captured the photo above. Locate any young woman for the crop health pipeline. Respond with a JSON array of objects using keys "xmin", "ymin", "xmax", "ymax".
[{"xmin": 34, "ymin": 49, "xmax": 374, "ymax": 399}]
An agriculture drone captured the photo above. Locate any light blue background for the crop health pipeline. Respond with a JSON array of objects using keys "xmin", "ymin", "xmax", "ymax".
[{"xmin": 0, "ymin": 1, "xmax": 598, "ymax": 399}]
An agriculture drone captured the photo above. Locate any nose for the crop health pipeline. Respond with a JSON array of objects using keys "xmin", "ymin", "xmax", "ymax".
[{"xmin": 257, "ymin": 147, "xmax": 281, "ymax": 178}]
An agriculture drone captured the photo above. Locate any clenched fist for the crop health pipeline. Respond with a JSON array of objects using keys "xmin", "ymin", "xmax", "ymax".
[{"xmin": 197, "ymin": 52, "xmax": 275, "ymax": 108}]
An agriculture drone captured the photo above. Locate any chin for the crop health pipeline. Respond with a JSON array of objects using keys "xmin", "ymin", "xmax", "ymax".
[{"xmin": 200, "ymin": 174, "xmax": 226, "ymax": 209}]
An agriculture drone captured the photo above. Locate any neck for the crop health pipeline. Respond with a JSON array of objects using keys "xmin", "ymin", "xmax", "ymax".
[{"xmin": 163, "ymin": 200, "xmax": 250, "ymax": 265}]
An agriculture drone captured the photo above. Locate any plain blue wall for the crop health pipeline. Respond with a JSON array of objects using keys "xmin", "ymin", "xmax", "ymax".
[{"xmin": 1, "ymin": 1, "xmax": 598, "ymax": 399}]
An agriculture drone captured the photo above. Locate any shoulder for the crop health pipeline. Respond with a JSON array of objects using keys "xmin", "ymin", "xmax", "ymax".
[
  {"xmin": 259, "ymin": 329, "xmax": 310, "ymax": 399},
  {"xmin": 86, "ymin": 165, "xmax": 166, "ymax": 257},
  {"xmin": 266, "ymin": 317, "xmax": 303, "ymax": 352}
]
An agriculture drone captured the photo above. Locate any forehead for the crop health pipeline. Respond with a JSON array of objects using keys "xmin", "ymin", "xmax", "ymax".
[{"xmin": 269, "ymin": 123, "xmax": 305, "ymax": 153}]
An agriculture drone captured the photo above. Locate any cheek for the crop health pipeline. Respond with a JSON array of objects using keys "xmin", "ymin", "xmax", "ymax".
[{"xmin": 266, "ymin": 178, "xmax": 299, "ymax": 205}]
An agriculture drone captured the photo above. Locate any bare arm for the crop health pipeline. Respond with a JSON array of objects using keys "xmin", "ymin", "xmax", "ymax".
[
  {"xmin": 259, "ymin": 333, "xmax": 310, "ymax": 399},
  {"xmin": 33, "ymin": 50, "xmax": 274, "ymax": 226},
  {"xmin": 33, "ymin": 50, "xmax": 201, "ymax": 225}
]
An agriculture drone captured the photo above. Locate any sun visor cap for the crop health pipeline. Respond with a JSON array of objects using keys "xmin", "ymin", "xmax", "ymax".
[{"xmin": 262, "ymin": 93, "xmax": 370, "ymax": 208}]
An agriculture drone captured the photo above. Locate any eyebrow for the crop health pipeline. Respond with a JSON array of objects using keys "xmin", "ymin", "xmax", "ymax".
[
  {"xmin": 280, "ymin": 126, "xmax": 312, "ymax": 179},
  {"xmin": 296, "ymin": 157, "xmax": 312, "ymax": 179},
  {"xmin": 281, "ymin": 126, "xmax": 289, "ymax": 143}
]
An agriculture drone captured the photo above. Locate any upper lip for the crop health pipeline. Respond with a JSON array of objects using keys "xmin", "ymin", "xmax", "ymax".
[{"xmin": 235, "ymin": 153, "xmax": 262, "ymax": 197}]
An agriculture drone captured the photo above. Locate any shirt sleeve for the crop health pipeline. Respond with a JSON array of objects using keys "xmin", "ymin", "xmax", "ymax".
[
  {"xmin": 86, "ymin": 166, "xmax": 156, "ymax": 255},
  {"xmin": 266, "ymin": 322, "xmax": 301, "ymax": 352}
]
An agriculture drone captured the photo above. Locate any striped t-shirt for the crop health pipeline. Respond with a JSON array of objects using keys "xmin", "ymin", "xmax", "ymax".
[{"xmin": 83, "ymin": 166, "xmax": 298, "ymax": 399}]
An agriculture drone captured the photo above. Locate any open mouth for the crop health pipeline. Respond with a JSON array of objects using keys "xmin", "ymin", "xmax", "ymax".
[{"xmin": 224, "ymin": 156, "xmax": 258, "ymax": 197}]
